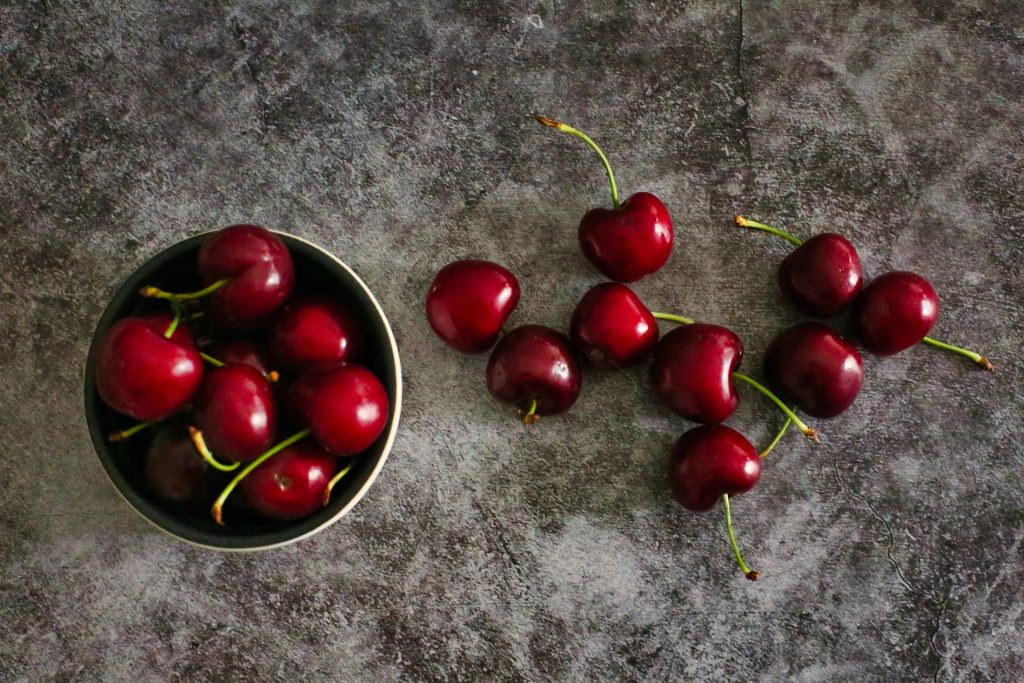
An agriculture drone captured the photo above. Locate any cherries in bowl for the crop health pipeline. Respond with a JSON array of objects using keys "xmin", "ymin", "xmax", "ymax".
[{"xmin": 84, "ymin": 230, "xmax": 401, "ymax": 550}]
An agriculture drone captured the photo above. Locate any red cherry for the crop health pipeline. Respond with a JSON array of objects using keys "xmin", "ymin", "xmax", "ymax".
[
  {"xmin": 570, "ymin": 282, "xmax": 659, "ymax": 368},
  {"xmin": 669, "ymin": 425, "xmax": 761, "ymax": 513},
  {"xmin": 764, "ymin": 323, "xmax": 863, "ymax": 418},
  {"xmin": 197, "ymin": 225, "xmax": 295, "ymax": 328},
  {"xmin": 95, "ymin": 313, "xmax": 203, "ymax": 421},
  {"xmin": 241, "ymin": 442, "xmax": 336, "ymax": 520},
  {"xmin": 578, "ymin": 192, "xmax": 673, "ymax": 282},
  {"xmin": 208, "ymin": 339, "xmax": 273, "ymax": 376},
  {"xmin": 270, "ymin": 297, "xmax": 363, "ymax": 368},
  {"xmin": 291, "ymin": 364, "xmax": 389, "ymax": 456},
  {"xmin": 144, "ymin": 427, "xmax": 218, "ymax": 509},
  {"xmin": 649, "ymin": 324, "xmax": 743, "ymax": 424},
  {"xmin": 852, "ymin": 271, "xmax": 939, "ymax": 356},
  {"xmin": 778, "ymin": 233, "xmax": 862, "ymax": 317},
  {"xmin": 537, "ymin": 116, "xmax": 672, "ymax": 282},
  {"xmin": 485, "ymin": 325, "xmax": 583, "ymax": 422},
  {"xmin": 192, "ymin": 364, "xmax": 277, "ymax": 462},
  {"xmin": 426, "ymin": 260, "xmax": 520, "ymax": 354}
]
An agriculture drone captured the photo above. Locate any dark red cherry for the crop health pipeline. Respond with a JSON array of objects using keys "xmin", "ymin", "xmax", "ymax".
[
  {"xmin": 292, "ymin": 364, "xmax": 389, "ymax": 456},
  {"xmin": 485, "ymin": 325, "xmax": 583, "ymax": 422},
  {"xmin": 241, "ymin": 442, "xmax": 336, "ymax": 520},
  {"xmin": 192, "ymin": 364, "xmax": 276, "ymax": 462},
  {"xmin": 208, "ymin": 339, "xmax": 272, "ymax": 376},
  {"xmin": 649, "ymin": 324, "xmax": 743, "ymax": 424},
  {"xmin": 270, "ymin": 297, "xmax": 362, "ymax": 368},
  {"xmin": 669, "ymin": 425, "xmax": 761, "ymax": 513},
  {"xmin": 144, "ymin": 428, "xmax": 217, "ymax": 509},
  {"xmin": 569, "ymin": 282, "xmax": 658, "ymax": 368},
  {"xmin": 778, "ymin": 233, "xmax": 862, "ymax": 317},
  {"xmin": 764, "ymin": 322, "xmax": 863, "ymax": 418},
  {"xmin": 852, "ymin": 271, "xmax": 939, "ymax": 356},
  {"xmin": 426, "ymin": 260, "xmax": 520, "ymax": 354},
  {"xmin": 95, "ymin": 313, "xmax": 203, "ymax": 421},
  {"xmin": 198, "ymin": 225, "xmax": 295, "ymax": 328},
  {"xmin": 578, "ymin": 192, "xmax": 674, "ymax": 283}
]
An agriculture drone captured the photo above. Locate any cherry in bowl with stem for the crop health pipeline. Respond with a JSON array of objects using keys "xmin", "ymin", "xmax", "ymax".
[
  {"xmin": 536, "ymin": 116, "xmax": 673, "ymax": 282},
  {"xmin": 764, "ymin": 322, "xmax": 863, "ymax": 419},
  {"xmin": 191, "ymin": 364, "xmax": 277, "ymax": 462},
  {"xmin": 669, "ymin": 424, "xmax": 762, "ymax": 580},
  {"xmin": 240, "ymin": 441, "xmax": 337, "ymax": 521},
  {"xmin": 426, "ymin": 260, "xmax": 520, "ymax": 354},
  {"xmin": 95, "ymin": 312, "xmax": 203, "ymax": 421},
  {"xmin": 290, "ymin": 363, "xmax": 390, "ymax": 457},
  {"xmin": 144, "ymin": 427, "xmax": 219, "ymax": 509},
  {"xmin": 140, "ymin": 225, "xmax": 295, "ymax": 329},
  {"xmin": 486, "ymin": 324, "xmax": 583, "ymax": 424}
]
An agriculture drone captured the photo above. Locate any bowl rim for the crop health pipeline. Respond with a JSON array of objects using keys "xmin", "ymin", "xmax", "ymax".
[{"xmin": 84, "ymin": 230, "xmax": 402, "ymax": 552}]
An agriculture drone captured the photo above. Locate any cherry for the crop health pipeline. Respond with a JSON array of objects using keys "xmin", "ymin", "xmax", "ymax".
[
  {"xmin": 426, "ymin": 260, "xmax": 520, "ymax": 354},
  {"xmin": 569, "ymin": 282, "xmax": 659, "ymax": 368},
  {"xmin": 536, "ymin": 116, "xmax": 673, "ymax": 282},
  {"xmin": 650, "ymin": 324, "xmax": 742, "ymax": 424},
  {"xmin": 736, "ymin": 216, "xmax": 861, "ymax": 317},
  {"xmin": 764, "ymin": 322, "xmax": 864, "ymax": 418},
  {"xmin": 269, "ymin": 296, "xmax": 362, "ymax": 368},
  {"xmin": 142, "ymin": 225, "xmax": 295, "ymax": 329},
  {"xmin": 852, "ymin": 271, "xmax": 938, "ymax": 356},
  {"xmin": 192, "ymin": 364, "xmax": 277, "ymax": 462},
  {"xmin": 95, "ymin": 312, "xmax": 203, "ymax": 421},
  {"xmin": 240, "ymin": 441, "xmax": 337, "ymax": 521},
  {"xmin": 669, "ymin": 424, "xmax": 761, "ymax": 580},
  {"xmin": 143, "ymin": 427, "xmax": 218, "ymax": 509},
  {"xmin": 486, "ymin": 324, "xmax": 582, "ymax": 423},
  {"xmin": 290, "ymin": 363, "xmax": 389, "ymax": 456},
  {"xmin": 208, "ymin": 339, "xmax": 273, "ymax": 376}
]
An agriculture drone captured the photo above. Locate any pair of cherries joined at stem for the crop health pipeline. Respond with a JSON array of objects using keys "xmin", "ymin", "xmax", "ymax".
[
  {"xmin": 97, "ymin": 225, "xmax": 389, "ymax": 525},
  {"xmin": 735, "ymin": 215, "xmax": 993, "ymax": 370}
]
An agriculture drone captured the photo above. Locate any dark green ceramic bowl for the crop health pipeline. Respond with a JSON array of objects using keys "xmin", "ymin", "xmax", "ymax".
[{"xmin": 84, "ymin": 232, "xmax": 401, "ymax": 550}]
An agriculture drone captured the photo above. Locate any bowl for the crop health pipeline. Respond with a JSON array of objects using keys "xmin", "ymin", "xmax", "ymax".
[{"xmin": 84, "ymin": 231, "xmax": 402, "ymax": 550}]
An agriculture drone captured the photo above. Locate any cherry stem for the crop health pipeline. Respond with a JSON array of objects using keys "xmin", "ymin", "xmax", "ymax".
[
  {"xmin": 187, "ymin": 426, "xmax": 241, "ymax": 472},
  {"xmin": 322, "ymin": 462, "xmax": 356, "ymax": 506},
  {"xmin": 521, "ymin": 398, "xmax": 540, "ymax": 425},
  {"xmin": 735, "ymin": 215, "xmax": 804, "ymax": 247},
  {"xmin": 108, "ymin": 421, "xmax": 152, "ymax": 442},
  {"xmin": 163, "ymin": 307, "xmax": 183, "ymax": 339},
  {"xmin": 199, "ymin": 352, "xmax": 225, "ymax": 368},
  {"xmin": 210, "ymin": 428, "xmax": 312, "ymax": 525},
  {"xmin": 722, "ymin": 493, "xmax": 759, "ymax": 581},
  {"xmin": 732, "ymin": 372, "xmax": 819, "ymax": 443},
  {"xmin": 759, "ymin": 414, "xmax": 793, "ymax": 459},
  {"xmin": 921, "ymin": 336, "xmax": 994, "ymax": 371},
  {"xmin": 651, "ymin": 311, "xmax": 695, "ymax": 325},
  {"xmin": 140, "ymin": 278, "xmax": 229, "ymax": 301},
  {"xmin": 535, "ymin": 115, "xmax": 620, "ymax": 209}
]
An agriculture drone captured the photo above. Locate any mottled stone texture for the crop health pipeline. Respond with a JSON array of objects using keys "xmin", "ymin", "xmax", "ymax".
[{"xmin": 1, "ymin": 1, "xmax": 1022, "ymax": 681}]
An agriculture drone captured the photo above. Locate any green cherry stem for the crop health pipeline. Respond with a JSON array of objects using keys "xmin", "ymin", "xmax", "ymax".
[
  {"xmin": 211, "ymin": 428, "xmax": 312, "ymax": 525},
  {"xmin": 535, "ymin": 115, "xmax": 620, "ymax": 209},
  {"xmin": 732, "ymin": 373, "xmax": 819, "ymax": 443},
  {"xmin": 921, "ymin": 336, "xmax": 994, "ymax": 371},
  {"xmin": 734, "ymin": 215, "xmax": 804, "ymax": 247},
  {"xmin": 759, "ymin": 414, "xmax": 793, "ymax": 459},
  {"xmin": 723, "ymin": 493, "xmax": 759, "ymax": 581},
  {"xmin": 651, "ymin": 312, "xmax": 695, "ymax": 325},
  {"xmin": 163, "ymin": 307, "xmax": 183, "ymax": 339},
  {"xmin": 521, "ymin": 398, "xmax": 540, "ymax": 425},
  {"xmin": 108, "ymin": 421, "xmax": 152, "ymax": 442},
  {"xmin": 322, "ymin": 462, "xmax": 356, "ymax": 506},
  {"xmin": 187, "ymin": 426, "xmax": 241, "ymax": 472},
  {"xmin": 140, "ymin": 278, "xmax": 229, "ymax": 301},
  {"xmin": 199, "ymin": 352, "xmax": 224, "ymax": 368}
]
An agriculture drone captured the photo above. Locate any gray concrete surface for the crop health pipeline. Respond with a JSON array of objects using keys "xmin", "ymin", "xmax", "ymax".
[{"xmin": 2, "ymin": 1, "xmax": 1023, "ymax": 680}]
